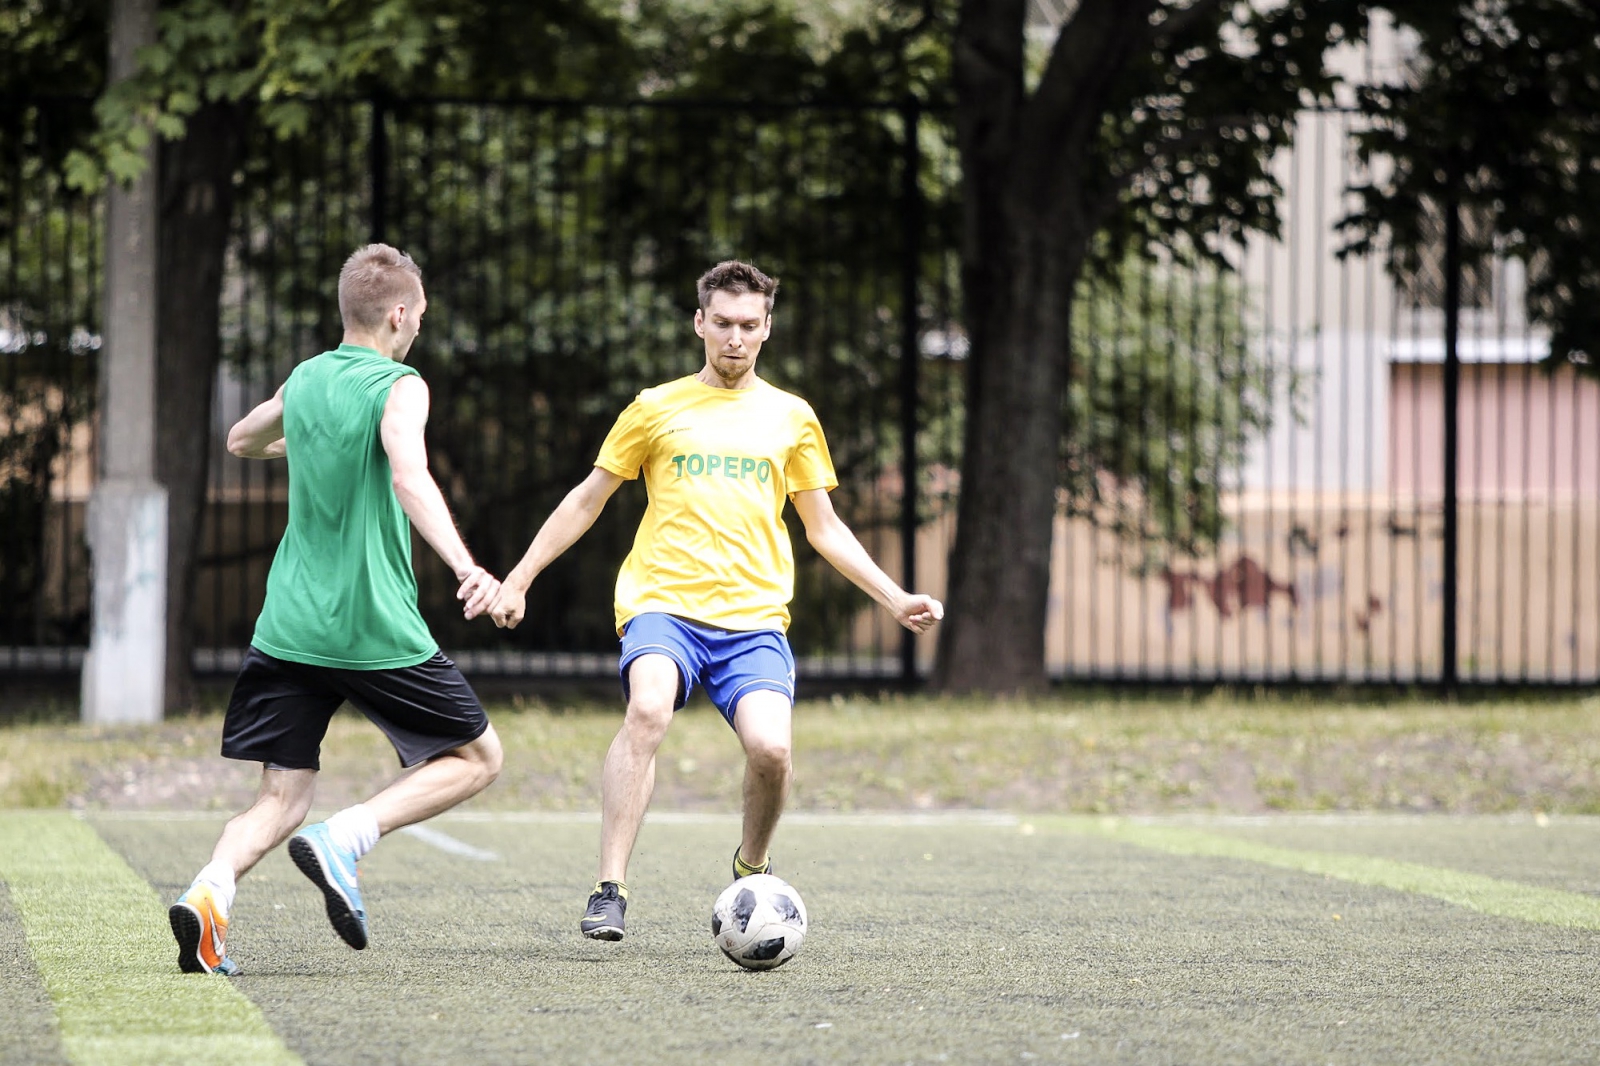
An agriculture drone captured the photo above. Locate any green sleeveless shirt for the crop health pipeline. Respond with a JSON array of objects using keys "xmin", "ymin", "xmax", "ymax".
[{"xmin": 251, "ymin": 343, "xmax": 438, "ymax": 669}]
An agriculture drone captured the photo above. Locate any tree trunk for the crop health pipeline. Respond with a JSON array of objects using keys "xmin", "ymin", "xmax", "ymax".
[
  {"xmin": 156, "ymin": 103, "xmax": 244, "ymax": 711},
  {"xmin": 936, "ymin": 222, "xmax": 1082, "ymax": 692},
  {"xmin": 935, "ymin": 0, "xmax": 1150, "ymax": 692}
]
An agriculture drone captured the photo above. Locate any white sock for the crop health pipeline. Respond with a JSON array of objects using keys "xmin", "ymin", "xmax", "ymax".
[
  {"xmin": 325, "ymin": 804, "xmax": 381, "ymax": 861},
  {"xmin": 195, "ymin": 859, "xmax": 237, "ymax": 915}
]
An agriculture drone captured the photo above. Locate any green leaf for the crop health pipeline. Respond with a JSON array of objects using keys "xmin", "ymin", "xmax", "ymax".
[{"xmin": 61, "ymin": 149, "xmax": 105, "ymax": 194}]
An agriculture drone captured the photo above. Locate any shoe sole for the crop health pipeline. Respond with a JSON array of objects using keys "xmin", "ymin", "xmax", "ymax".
[
  {"xmin": 168, "ymin": 902, "xmax": 208, "ymax": 974},
  {"xmin": 289, "ymin": 835, "xmax": 368, "ymax": 950},
  {"xmin": 581, "ymin": 923, "xmax": 625, "ymax": 942}
]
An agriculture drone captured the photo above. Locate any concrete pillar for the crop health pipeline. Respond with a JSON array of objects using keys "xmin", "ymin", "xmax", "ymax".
[{"xmin": 83, "ymin": 0, "xmax": 167, "ymax": 724}]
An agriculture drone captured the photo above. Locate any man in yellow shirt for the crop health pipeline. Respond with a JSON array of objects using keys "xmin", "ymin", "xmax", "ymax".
[{"xmin": 489, "ymin": 260, "xmax": 943, "ymax": 941}]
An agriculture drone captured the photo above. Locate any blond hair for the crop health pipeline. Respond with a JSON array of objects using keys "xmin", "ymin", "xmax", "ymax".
[{"xmin": 338, "ymin": 244, "xmax": 424, "ymax": 331}]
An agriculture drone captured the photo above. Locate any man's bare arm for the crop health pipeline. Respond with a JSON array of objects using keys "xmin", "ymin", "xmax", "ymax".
[
  {"xmin": 226, "ymin": 386, "xmax": 286, "ymax": 459},
  {"xmin": 380, "ymin": 375, "xmax": 500, "ymax": 619},
  {"xmin": 791, "ymin": 487, "xmax": 943, "ymax": 633},
  {"xmin": 489, "ymin": 466, "xmax": 625, "ymax": 629}
]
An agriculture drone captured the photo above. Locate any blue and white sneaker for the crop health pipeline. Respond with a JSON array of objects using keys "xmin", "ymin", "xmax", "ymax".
[{"xmin": 288, "ymin": 823, "xmax": 368, "ymax": 950}]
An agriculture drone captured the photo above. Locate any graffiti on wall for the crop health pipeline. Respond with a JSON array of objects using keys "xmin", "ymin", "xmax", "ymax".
[{"xmin": 1160, "ymin": 556, "xmax": 1299, "ymax": 618}]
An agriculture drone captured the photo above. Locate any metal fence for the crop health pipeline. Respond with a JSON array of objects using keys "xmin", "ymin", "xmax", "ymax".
[
  {"xmin": 0, "ymin": 99, "xmax": 99, "ymax": 671},
  {"xmin": 1, "ymin": 99, "xmax": 1594, "ymax": 687},
  {"xmin": 1052, "ymin": 108, "xmax": 1599, "ymax": 686}
]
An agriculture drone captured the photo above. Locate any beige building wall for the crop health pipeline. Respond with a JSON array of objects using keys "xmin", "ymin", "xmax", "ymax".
[
  {"xmin": 854, "ymin": 492, "xmax": 1600, "ymax": 683},
  {"xmin": 1391, "ymin": 363, "xmax": 1600, "ymax": 500},
  {"xmin": 1046, "ymin": 497, "xmax": 1600, "ymax": 682}
]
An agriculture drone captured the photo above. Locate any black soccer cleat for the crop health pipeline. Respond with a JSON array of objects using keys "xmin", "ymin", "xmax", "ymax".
[
  {"xmin": 731, "ymin": 846, "xmax": 772, "ymax": 881},
  {"xmin": 580, "ymin": 880, "xmax": 628, "ymax": 941}
]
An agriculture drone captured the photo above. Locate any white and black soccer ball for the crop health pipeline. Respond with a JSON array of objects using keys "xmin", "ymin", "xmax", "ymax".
[{"xmin": 710, "ymin": 873, "xmax": 808, "ymax": 970}]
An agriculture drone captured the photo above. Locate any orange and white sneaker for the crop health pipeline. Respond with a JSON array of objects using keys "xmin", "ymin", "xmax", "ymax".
[{"xmin": 169, "ymin": 884, "xmax": 240, "ymax": 976}]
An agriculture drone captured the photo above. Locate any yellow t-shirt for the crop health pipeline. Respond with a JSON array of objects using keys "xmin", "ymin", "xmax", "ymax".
[{"xmin": 595, "ymin": 374, "xmax": 838, "ymax": 633}]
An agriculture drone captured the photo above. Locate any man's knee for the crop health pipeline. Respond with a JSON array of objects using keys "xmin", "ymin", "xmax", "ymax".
[
  {"xmin": 463, "ymin": 726, "xmax": 503, "ymax": 786},
  {"xmin": 241, "ymin": 768, "xmax": 317, "ymax": 833},
  {"xmin": 478, "ymin": 732, "xmax": 504, "ymax": 783},
  {"xmin": 734, "ymin": 690, "xmax": 792, "ymax": 775},
  {"xmin": 624, "ymin": 655, "xmax": 681, "ymax": 733},
  {"xmin": 625, "ymin": 685, "xmax": 677, "ymax": 738},
  {"xmin": 744, "ymin": 734, "xmax": 792, "ymax": 777}
]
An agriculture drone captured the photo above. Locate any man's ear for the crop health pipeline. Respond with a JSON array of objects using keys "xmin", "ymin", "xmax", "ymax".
[
  {"xmin": 693, "ymin": 308, "xmax": 705, "ymax": 337},
  {"xmin": 390, "ymin": 303, "xmax": 406, "ymax": 330}
]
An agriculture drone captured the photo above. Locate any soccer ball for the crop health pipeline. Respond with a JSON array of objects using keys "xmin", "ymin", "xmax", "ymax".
[{"xmin": 710, "ymin": 873, "xmax": 807, "ymax": 970}]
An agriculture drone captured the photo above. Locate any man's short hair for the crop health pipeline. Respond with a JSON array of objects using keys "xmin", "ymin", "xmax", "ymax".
[
  {"xmin": 697, "ymin": 260, "xmax": 778, "ymax": 314},
  {"xmin": 338, "ymin": 244, "xmax": 424, "ymax": 331}
]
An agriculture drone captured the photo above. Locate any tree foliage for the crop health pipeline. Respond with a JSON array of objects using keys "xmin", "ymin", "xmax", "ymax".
[
  {"xmin": 61, "ymin": 0, "xmax": 949, "ymax": 189},
  {"xmin": 1341, "ymin": 0, "xmax": 1600, "ymax": 368},
  {"xmin": 56, "ymin": 0, "xmax": 651, "ymax": 190},
  {"xmin": 1067, "ymin": 257, "xmax": 1267, "ymax": 558},
  {"xmin": 0, "ymin": 0, "xmax": 106, "ymax": 97},
  {"xmin": 1091, "ymin": 2, "xmax": 1357, "ymax": 263}
]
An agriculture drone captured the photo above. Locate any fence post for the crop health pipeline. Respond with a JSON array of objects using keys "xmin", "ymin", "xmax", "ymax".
[
  {"xmin": 899, "ymin": 99, "xmax": 922, "ymax": 686},
  {"xmin": 370, "ymin": 95, "xmax": 389, "ymax": 245},
  {"xmin": 1441, "ymin": 192, "xmax": 1461, "ymax": 695}
]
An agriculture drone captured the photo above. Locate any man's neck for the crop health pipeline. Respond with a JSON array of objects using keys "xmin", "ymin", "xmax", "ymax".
[
  {"xmin": 341, "ymin": 330, "xmax": 398, "ymax": 360},
  {"xmin": 696, "ymin": 365, "xmax": 758, "ymax": 390}
]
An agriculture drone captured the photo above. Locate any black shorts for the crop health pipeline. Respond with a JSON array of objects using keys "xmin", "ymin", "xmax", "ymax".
[{"xmin": 221, "ymin": 647, "xmax": 489, "ymax": 771}]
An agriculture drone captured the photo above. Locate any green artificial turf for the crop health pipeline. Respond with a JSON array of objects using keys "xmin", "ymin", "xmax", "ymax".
[
  {"xmin": 0, "ymin": 812, "xmax": 300, "ymax": 1066},
  {"xmin": 1053, "ymin": 815, "xmax": 1600, "ymax": 929},
  {"xmin": 59, "ymin": 811, "xmax": 1600, "ymax": 1066}
]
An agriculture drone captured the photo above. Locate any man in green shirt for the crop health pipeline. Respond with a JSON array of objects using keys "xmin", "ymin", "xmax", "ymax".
[{"xmin": 168, "ymin": 244, "xmax": 504, "ymax": 976}]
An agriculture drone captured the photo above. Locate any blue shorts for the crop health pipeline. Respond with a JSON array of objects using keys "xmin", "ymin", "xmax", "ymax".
[{"xmin": 618, "ymin": 613, "xmax": 795, "ymax": 727}]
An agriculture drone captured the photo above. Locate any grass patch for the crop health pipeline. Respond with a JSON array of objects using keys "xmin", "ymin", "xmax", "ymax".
[
  {"xmin": 0, "ymin": 812, "xmax": 300, "ymax": 1065},
  {"xmin": 1051, "ymin": 815, "xmax": 1600, "ymax": 929},
  {"xmin": 4, "ymin": 769, "xmax": 76, "ymax": 808},
  {"xmin": 3, "ymin": 691, "xmax": 1600, "ymax": 814}
]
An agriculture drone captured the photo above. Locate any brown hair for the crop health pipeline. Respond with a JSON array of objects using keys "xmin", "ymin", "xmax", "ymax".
[
  {"xmin": 696, "ymin": 260, "xmax": 778, "ymax": 314},
  {"xmin": 338, "ymin": 244, "xmax": 424, "ymax": 330}
]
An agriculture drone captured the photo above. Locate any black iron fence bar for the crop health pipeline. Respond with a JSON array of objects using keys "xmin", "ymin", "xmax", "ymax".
[
  {"xmin": 898, "ymin": 98, "xmax": 921, "ymax": 685},
  {"xmin": 1441, "ymin": 193, "xmax": 1462, "ymax": 694}
]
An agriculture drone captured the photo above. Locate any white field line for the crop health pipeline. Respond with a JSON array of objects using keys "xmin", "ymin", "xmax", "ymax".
[
  {"xmin": 1103, "ymin": 812, "xmax": 1581, "ymax": 828},
  {"xmin": 398, "ymin": 824, "xmax": 501, "ymax": 862}
]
